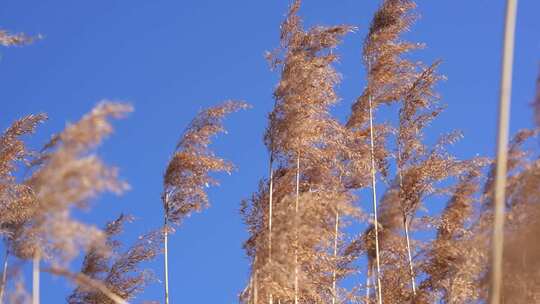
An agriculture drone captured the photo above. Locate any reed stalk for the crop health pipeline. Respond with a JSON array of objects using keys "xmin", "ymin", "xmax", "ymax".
[{"xmin": 490, "ymin": 1, "xmax": 518, "ymax": 303}]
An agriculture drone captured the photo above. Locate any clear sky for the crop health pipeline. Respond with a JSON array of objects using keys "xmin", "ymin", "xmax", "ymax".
[{"xmin": 1, "ymin": 1, "xmax": 539, "ymax": 303}]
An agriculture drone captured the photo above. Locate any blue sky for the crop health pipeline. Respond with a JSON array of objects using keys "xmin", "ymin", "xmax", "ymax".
[{"xmin": 1, "ymin": 1, "xmax": 539, "ymax": 303}]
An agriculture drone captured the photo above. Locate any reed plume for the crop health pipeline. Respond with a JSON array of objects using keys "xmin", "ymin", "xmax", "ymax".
[
  {"xmin": 161, "ymin": 100, "xmax": 248, "ymax": 304},
  {"xmin": 162, "ymin": 100, "xmax": 248, "ymax": 225},
  {"xmin": 347, "ymin": 0, "xmax": 419, "ymax": 301},
  {"xmin": 7, "ymin": 102, "xmax": 131, "ymax": 304},
  {"xmin": 0, "ymin": 114, "xmax": 47, "ymax": 232},
  {"xmin": 345, "ymin": 1, "xmax": 486, "ymax": 303},
  {"xmin": 240, "ymin": 168, "xmax": 296, "ymax": 303},
  {"xmin": 487, "ymin": 129, "xmax": 538, "ymax": 301},
  {"xmin": 500, "ymin": 167, "xmax": 540, "ymax": 303},
  {"xmin": 241, "ymin": 1, "xmax": 358, "ymax": 303},
  {"xmin": 2, "ymin": 1, "xmax": 538, "ymax": 303},
  {"xmin": 68, "ymin": 214, "xmax": 160, "ymax": 304},
  {"xmin": 13, "ymin": 101, "xmax": 131, "ymax": 264},
  {"xmin": 0, "ymin": 114, "xmax": 46, "ymax": 304},
  {"xmin": 414, "ymin": 160, "xmax": 488, "ymax": 303},
  {"xmin": 0, "ymin": 30, "xmax": 36, "ymax": 47}
]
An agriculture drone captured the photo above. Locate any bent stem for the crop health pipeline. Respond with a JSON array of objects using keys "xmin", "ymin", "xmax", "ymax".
[
  {"xmin": 45, "ymin": 267, "xmax": 128, "ymax": 304},
  {"xmin": 403, "ymin": 215, "xmax": 416, "ymax": 295}
]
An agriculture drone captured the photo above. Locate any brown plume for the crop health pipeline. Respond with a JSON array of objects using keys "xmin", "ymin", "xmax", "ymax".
[
  {"xmin": 10, "ymin": 102, "xmax": 131, "ymax": 265},
  {"xmin": 0, "ymin": 30, "xmax": 36, "ymax": 47},
  {"xmin": 162, "ymin": 100, "xmax": 249, "ymax": 226},
  {"xmin": 0, "ymin": 114, "xmax": 47, "ymax": 235},
  {"xmin": 68, "ymin": 214, "xmax": 160, "ymax": 304}
]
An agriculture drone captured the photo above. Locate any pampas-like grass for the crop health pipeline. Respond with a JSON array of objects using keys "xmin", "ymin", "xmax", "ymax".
[
  {"xmin": 11, "ymin": 102, "xmax": 131, "ymax": 304},
  {"xmin": 68, "ymin": 214, "xmax": 160, "ymax": 304},
  {"xmin": 161, "ymin": 100, "xmax": 248, "ymax": 304},
  {"xmin": 2, "ymin": 1, "xmax": 539, "ymax": 303}
]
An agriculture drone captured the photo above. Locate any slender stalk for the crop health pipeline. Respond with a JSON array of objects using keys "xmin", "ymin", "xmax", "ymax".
[
  {"xmin": 0, "ymin": 250, "xmax": 8, "ymax": 304},
  {"xmin": 332, "ymin": 175, "xmax": 343, "ymax": 304},
  {"xmin": 403, "ymin": 216, "xmax": 416, "ymax": 295},
  {"xmin": 164, "ymin": 194, "xmax": 170, "ymax": 304},
  {"xmin": 294, "ymin": 153, "xmax": 300, "ymax": 304},
  {"xmin": 268, "ymin": 155, "xmax": 274, "ymax": 304},
  {"xmin": 44, "ymin": 267, "xmax": 128, "ymax": 304},
  {"xmin": 368, "ymin": 89, "xmax": 383, "ymax": 304},
  {"xmin": 490, "ymin": 1, "xmax": 518, "ymax": 303},
  {"xmin": 397, "ymin": 139, "xmax": 416, "ymax": 295},
  {"xmin": 332, "ymin": 210, "xmax": 340, "ymax": 304},
  {"xmin": 32, "ymin": 252, "xmax": 40, "ymax": 304},
  {"xmin": 164, "ymin": 220, "xmax": 170, "ymax": 304}
]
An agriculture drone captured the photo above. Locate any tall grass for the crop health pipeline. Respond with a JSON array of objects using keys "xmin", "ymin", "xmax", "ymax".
[{"xmin": 0, "ymin": 1, "xmax": 537, "ymax": 303}]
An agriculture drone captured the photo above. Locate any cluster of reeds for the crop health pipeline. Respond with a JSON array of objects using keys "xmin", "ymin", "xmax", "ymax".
[
  {"xmin": 0, "ymin": 96, "xmax": 248, "ymax": 304},
  {"xmin": 242, "ymin": 0, "xmax": 535, "ymax": 304},
  {"xmin": 0, "ymin": 0, "xmax": 536, "ymax": 303}
]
